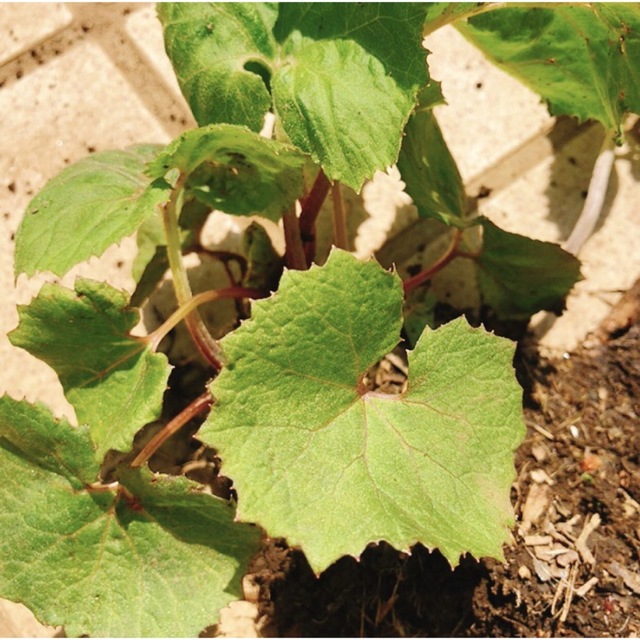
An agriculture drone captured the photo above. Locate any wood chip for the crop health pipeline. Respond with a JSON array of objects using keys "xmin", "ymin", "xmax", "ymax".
[
  {"xmin": 575, "ymin": 513, "xmax": 601, "ymax": 566},
  {"xmin": 575, "ymin": 576, "xmax": 599, "ymax": 598},
  {"xmin": 518, "ymin": 565, "xmax": 532, "ymax": 580},
  {"xmin": 530, "ymin": 468, "xmax": 555, "ymax": 485},
  {"xmin": 556, "ymin": 550, "xmax": 580, "ymax": 567},
  {"xmin": 524, "ymin": 534, "xmax": 553, "ymax": 546},
  {"xmin": 531, "ymin": 422, "xmax": 555, "ymax": 440},
  {"xmin": 608, "ymin": 561, "xmax": 640, "ymax": 595},
  {"xmin": 531, "ymin": 442, "xmax": 547, "ymax": 462},
  {"xmin": 520, "ymin": 484, "xmax": 552, "ymax": 534}
]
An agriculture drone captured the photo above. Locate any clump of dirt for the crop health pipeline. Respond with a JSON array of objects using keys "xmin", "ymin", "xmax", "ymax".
[{"xmin": 238, "ymin": 284, "xmax": 640, "ymax": 637}]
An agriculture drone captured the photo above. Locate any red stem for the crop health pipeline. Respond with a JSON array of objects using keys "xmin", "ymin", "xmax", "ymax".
[
  {"xmin": 299, "ymin": 170, "xmax": 331, "ymax": 265},
  {"xmin": 283, "ymin": 206, "xmax": 308, "ymax": 270},
  {"xmin": 403, "ymin": 229, "xmax": 463, "ymax": 295},
  {"xmin": 130, "ymin": 392, "xmax": 213, "ymax": 468}
]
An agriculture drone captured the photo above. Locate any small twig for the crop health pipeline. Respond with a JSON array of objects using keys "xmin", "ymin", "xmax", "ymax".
[
  {"xmin": 559, "ymin": 563, "xmax": 579, "ymax": 623},
  {"xmin": 282, "ymin": 205, "xmax": 308, "ymax": 270},
  {"xmin": 563, "ymin": 131, "xmax": 616, "ymax": 256},
  {"xmin": 331, "ymin": 182, "xmax": 348, "ymax": 251},
  {"xmin": 403, "ymin": 229, "xmax": 463, "ymax": 295},
  {"xmin": 299, "ymin": 170, "xmax": 331, "ymax": 265},
  {"xmin": 131, "ymin": 392, "xmax": 213, "ymax": 468}
]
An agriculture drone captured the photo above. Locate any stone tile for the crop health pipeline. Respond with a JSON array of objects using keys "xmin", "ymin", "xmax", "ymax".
[
  {"xmin": 0, "ymin": 3, "xmax": 72, "ymax": 66},
  {"xmin": 425, "ymin": 25, "xmax": 553, "ymax": 185}
]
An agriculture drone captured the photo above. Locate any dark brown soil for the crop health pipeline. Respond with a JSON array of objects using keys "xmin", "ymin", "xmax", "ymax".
[{"xmin": 241, "ymin": 284, "xmax": 640, "ymax": 637}]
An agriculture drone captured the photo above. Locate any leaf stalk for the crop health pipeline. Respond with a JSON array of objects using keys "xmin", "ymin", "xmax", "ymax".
[
  {"xmin": 299, "ymin": 170, "xmax": 331, "ymax": 264},
  {"xmin": 146, "ymin": 286, "xmax": 268, "ymax": 353},
  {"xmin": 131, "ymin": 391, "xmax": 214, "ymax": 468},
  {"xmin": 563, "ymin": 131, "xmax": 616, "ymax": 256},
  {"xmin": 331, "ymin": 182, "xmax": 349, "ymax": 251},
  {"xmin": 283, "ymin": 205, "xmax": 308, "ymax": 270},
  {"xmin": 403, "ymin": 229, "xmax": 463, "ymax": 295},
  {"xmin": 161, "ymin": 174, "xmax": 225, "ymax": 370}
]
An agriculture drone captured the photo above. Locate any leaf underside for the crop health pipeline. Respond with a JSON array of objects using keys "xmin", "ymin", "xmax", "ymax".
[
  {"xmin": 147, "ymin": 124, "xmax": 307, "ymax": 221},
  {"xmin": 0, "ymin": 396, "xmax": 260, "ymax": 638},
  {"xmin": 201, "ymin": 250, "xmax": 525, "ymax": 573},
  {"xmin": 9, "ymin": 279, "xmax": 171, "ymax": 460},
  {"xmin": 458, "ymin": 4, "xmax": 640, "ymax": 134}
]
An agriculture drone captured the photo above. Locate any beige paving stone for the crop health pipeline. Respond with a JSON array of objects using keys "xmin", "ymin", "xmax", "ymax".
[
  {"xmin": 425, "ymin": 25, "xmax": 554, "ymax": 185},
  {"xmin": 0, "ymin": 3, "xmax": 72, "ymax": 66},
  {"xmin": 0, "ymin": 599, "xmax": 58, "ymax": 638}
]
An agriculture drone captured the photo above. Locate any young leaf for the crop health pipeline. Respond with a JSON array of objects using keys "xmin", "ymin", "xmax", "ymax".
[
  {"xmin": 15, "ymin": 144, "xmax": 170, "ymax": 278},
  {"xmin": 157, "ymin": 2, "xmax": 279, "ymax": 132},
  {"xmin": 200, "ymin": 250, "xmax": 524, "ymax": 573},
  {"xmin": 0, "ymin": 396, "xmax": 261, "ymax": 637},
  {"xmin": 272, "ymin": 3, "xmax": 429, "ymax": 190},
  {"xmin": 457, "ymin": 5, "xmax": 640, "ymax": 135},
  {"xmin": 475, "ymin": 218, "xmax": 582, "ymax": 319},
  {"xmin": 147, "ymin": 124, "xmax": 306, "ymax": 221},
  {"xmin": 397, "ymin": 84, "xmax": 468, "ymax": 226},
  {"xmin": 9, "ymin": 279, "xmax": 171, "ymax": 460},
  {"xmin": 159, "ymin": 3, "xmax": 430, "ymax": 191}
]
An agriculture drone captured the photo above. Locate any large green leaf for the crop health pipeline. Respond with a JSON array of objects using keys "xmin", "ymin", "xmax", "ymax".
[
  {"xmin": 475, "ymin": 218, "xmax": 582, "ymax": 320},
  {"xmin": 200, "ymin": 250, "xmax": 524, "ymax": 573},
  {"xmin": 157, "ymin": 3, "xmax": 278, "ymax": 132},
  {"xmin": 158, "ymin": 3, "xmax": 429, "ymax": 191},
  {"xmin": 0, "ymin": 397, "xmax": 260, "ymax": 637},
  {"xmin": 9, "ymin": 279, "xmax": 171, "ymax": 460},
  {"xmin": 147, "ymin": 124, "xmax": 306, "ymax": 221},
  {"xmin": 457, "ymin": 4, "xmax": 640, "ymax": 134},
  {"xmin": 15, "ymin": 145, "xmax": 170, "ymax": 278},
  {"xmin": 397, "ymin": 84, "xmax": 467, "ymax": 226}
]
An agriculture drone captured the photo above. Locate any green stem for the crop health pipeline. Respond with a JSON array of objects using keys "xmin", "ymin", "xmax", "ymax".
[
  {"xmin": 130, "ymin": 392, "xmax": 213, "ymax": 469},
  {"xmin": 331, "ymin": 182, "xmax": 348, "ymax": 251},
  {"xmin": 423, "ymin": 3, "xmax": 506, "ymax": 37},
  {"xmin": 283, "ymin": 205, "xmax": 308, "ymax": 270},
  {"xmin": 145, "ymin": 286, "xmax": 268, "ymax": 353},
  {"xmin": 161, "ymin": 174, "xmax": 225, "ymax": 370},
  {"xmin": 563, "ymin": 130, "xmax": 616, "ymax": 256},
  {"xmin": 403, "ymin": 229, "xmax": 463, "ymax": 295}
]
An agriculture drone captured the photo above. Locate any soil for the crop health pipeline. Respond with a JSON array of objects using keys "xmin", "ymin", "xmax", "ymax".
[{"xmin": 220, "ymin": 280, "xmax": 640, "ymax": 638}]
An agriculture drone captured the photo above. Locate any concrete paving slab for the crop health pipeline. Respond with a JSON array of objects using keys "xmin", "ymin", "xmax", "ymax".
[{"xmin": 0, "ymin": 3, "xmax": 72, "ymax": 66}]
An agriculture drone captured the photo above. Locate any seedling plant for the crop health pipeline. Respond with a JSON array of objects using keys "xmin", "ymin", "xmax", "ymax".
[{"xmin": 1, "ymin": 3, "xmax": 638, "ymax": 636}]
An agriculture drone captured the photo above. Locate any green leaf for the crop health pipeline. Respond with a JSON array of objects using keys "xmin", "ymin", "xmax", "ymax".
[
  {"xmin": 9, "ymin": 279, "xmax": 171, "ymax": 460},
  {"xmin": 15, "ymin": 145, "xmax": 170, "ymax": 278},
  {"xmin": 475, "ymin": 218, "xmax": 582, "ymax": 320},
  {"xmin": 0, "ymin": 396, "xmax": 261, "ymax": 637},
  {"xmin": 157, "ymin": 2, "xmax": 278, "ymax": 131},
  {"xmin": 130, "ymin": 213, "xmax": 171, "ymax": 308},
  {"xmin": 457, "ymin": 4, "xmax": 640, "ymax": 135},
  {"xmin": 397, "ymin": 85, "xmax": 467, "ymax": 226},
  {"xmin": 272, "ymin": 3, "xmax": 429, "ymax": 190},
  {"xmin": 201, "ymin": 250, "xmax": 524, "ymax": 573},
  {"xmin": 159, "ymin": 3, "xmax": 429, "ymax": 191},
  {"xmin": 147, "ymin": 124, "xmax": 306, "ymax": 221}
]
